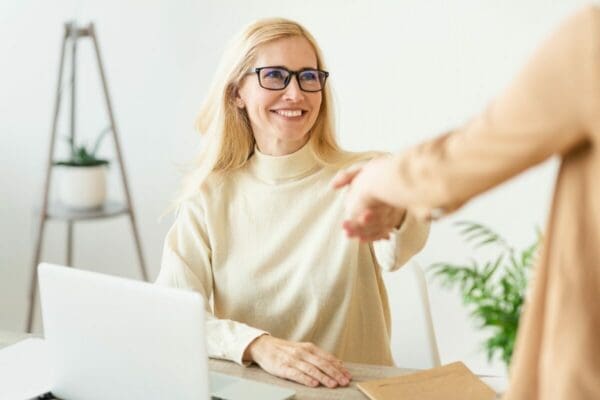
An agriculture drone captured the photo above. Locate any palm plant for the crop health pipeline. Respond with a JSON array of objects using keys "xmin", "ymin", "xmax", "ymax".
[{"xmin": 428, "ymin": 221, "xmax": 540, "ymax": 366}]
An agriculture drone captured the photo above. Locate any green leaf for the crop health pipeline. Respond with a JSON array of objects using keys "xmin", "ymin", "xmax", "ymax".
[
  {"xmin": 56, "ymin": 128, "xmax": 110, "ymax": 167},
  {"xmin": 90, "ymin": 126, "xmax": 111, "ymax": 157},
  {"xmin": 427, "ymin": 220, "xmax": 539, "ymax": 368}
]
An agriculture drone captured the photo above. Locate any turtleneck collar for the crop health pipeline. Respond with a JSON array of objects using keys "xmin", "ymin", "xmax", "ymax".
[{"xmin": 247, "ymin": 142, "xmax": 320, "ymax": 184}]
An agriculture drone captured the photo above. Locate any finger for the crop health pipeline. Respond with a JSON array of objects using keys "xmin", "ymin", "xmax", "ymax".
[
  {"xmin": 344, "ymin": 229, "xmax": 358, "ymax": 239},
  {"xmin": 353, "ymin": 221, "xmax": 390, "ymax": 239},
  {"xmin": 366, "ymin": 208, "xmax": 396, "ymax": 228},
  {"xmin": 280, "ymin": 365, "xmax": 319, "ymax": 387},
  {"xmin": 345, "ymin": 220, "xmax": 392, "ymax": 242},
  {"xmin": 362, "ymin": 210, "xmax": 398, "ymax": 233},
  {"xmin": 358, "ymin": 209, "xmax": 373, "ymax": 225},
  {"xmin": 346, "ymin": 224, "xmax": 380, "ymax": 240},
  {"xmin": 359, "ymin": 230, "xmax": 388, "ymax": 242},
  {"xmin": 330, "ymin": 165, "xmax": 362, "ymax": 189},
  {"xmin": 302, "ymin": 353, "xmax": 350, "ymax": 386},
  {"xmin": 342, "ymin": 220, "xmax": 359, "ymax": 237},
  {"xmin": 295, "ymin": 360, "xmax": 339, "ymax": 388},
  {"xmin": 343, "ymin": 228, "xmax": 355, "ymax": 238},
  {"xmin": 303, "ymin": 345, "xmax": 352, "ymax": 380}
]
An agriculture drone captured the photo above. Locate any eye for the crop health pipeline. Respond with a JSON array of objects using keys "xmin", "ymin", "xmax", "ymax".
[
  {"xmin": 299, "ymin": 70, "xmax": 319, "ymax": 81},
  {"xmin": 261, "ymin": 68, "xmax": 286, "ymax": 80}
]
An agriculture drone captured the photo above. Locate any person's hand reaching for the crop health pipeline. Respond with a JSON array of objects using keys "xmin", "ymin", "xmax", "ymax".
[{"xmin": 331, "ymin": 159, "xmax": 406, "ymax": 241}]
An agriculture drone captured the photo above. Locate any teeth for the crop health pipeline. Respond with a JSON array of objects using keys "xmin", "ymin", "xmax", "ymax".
[{"xmin": 275, "ymin": 110, "xmax": 302, "ymax": 117}]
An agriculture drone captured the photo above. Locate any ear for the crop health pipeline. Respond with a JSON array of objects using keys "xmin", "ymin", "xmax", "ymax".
[
  {"xmin": 233, "ymin": 87, "xmax": 245, "ymax": 109},
  {"xmin": 235, "ymin": 98, "xmax": 245, "ymax": 109}
]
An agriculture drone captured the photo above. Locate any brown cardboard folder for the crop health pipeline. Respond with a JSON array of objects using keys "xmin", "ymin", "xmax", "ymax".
[{"xmin": 357, "ymin": 361, "xmax": 497, "ymax": 400}]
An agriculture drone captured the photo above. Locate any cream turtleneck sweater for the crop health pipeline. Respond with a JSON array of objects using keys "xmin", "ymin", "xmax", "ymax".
[{"xmin": 156, "ymin": 144, "xmax": 429, "ymax": 365}]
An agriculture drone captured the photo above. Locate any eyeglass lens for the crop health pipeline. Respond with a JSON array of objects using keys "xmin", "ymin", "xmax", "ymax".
[{"xmin": 258, "ymin": 67, "xmax": 326, "ymax": 92}]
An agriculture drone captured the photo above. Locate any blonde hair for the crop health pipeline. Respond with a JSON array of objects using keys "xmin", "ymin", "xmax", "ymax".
[{"xmin": 176, "ymin": 17, "xmax": 376, "ymax": 205}]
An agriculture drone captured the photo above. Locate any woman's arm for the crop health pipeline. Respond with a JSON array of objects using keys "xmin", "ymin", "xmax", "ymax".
[
  {"xmin": 157, "ymin": 198, "xmax": 351, "ymax": 388},
  {"xmin": 156, "ymin": 199, "xmax": 267, "ymax": 365}
]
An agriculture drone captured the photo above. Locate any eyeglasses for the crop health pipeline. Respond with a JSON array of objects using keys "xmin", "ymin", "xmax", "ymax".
[{"xmin": 249, "ymin": 66, "xmax": 329, "ymax": 92}]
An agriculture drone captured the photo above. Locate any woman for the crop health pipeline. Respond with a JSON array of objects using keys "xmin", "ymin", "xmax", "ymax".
[
  {"xmin": 334, "ymin": 6, "xmax": 600, "ymax": 400},
  {"xmin": 156, "ymin": 18, "xmax": 429, "ymax": 388}
]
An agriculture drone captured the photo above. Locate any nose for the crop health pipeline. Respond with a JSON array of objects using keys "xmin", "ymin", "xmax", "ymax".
[{"xmin": 282, "ymin": 75, "xmax": 304, "ymax": 101}]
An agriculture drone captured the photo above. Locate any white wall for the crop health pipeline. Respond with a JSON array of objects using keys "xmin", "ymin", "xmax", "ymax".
[{"xmin": 1, "ymin": 0, "xmax": 592, "ymax": 376}]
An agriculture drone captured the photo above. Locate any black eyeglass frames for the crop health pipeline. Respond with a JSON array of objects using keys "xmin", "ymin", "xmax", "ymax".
[{"xmin": 249, "ymin": 66, "xmax": 329, "ymax": 92}]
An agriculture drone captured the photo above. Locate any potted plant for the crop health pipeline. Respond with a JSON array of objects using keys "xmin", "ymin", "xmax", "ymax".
[
  {"xmin": 428, "ymin": 221, "xmax": 540, "ymax": 367},
  {"xmin": 53, "ymin": 127, "xmax": 110, "ymax": 209}
]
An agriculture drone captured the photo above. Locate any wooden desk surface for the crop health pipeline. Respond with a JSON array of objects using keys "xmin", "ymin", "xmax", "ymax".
[
  {"xmin": 210, "ymin": 358, "xmax": 414, "ymax": 400},
  {"xmin": 1, "ymin": 330, "xmax": 415, "ymax": 399}
]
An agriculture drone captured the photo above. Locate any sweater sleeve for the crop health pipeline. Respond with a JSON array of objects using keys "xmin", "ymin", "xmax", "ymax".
[
  {"xmin": 371, "ymin": 211, "xmax": 430, "ymax": 272},
  {"xmin": 155, "ymin": 199, "xmax": 267, "ymax": 365},
  {"xmin": 381, "ymin": 7, "xmax": 597, "ymax": 217}
]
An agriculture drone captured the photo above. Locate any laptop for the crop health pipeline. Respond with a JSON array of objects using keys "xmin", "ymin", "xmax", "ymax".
[{"xmin": 37, "ymin": 263, "xmax": 295, "ymax": 400}]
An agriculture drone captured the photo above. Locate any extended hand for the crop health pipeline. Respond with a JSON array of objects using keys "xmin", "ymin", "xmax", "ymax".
[
  {"xmin": 331, "ymin": 160, "xmax": 406, "ymax": 241},
  {"xmin": 343, "ymin": 201, "xmax": 406, "ymax": 242},
  {"xmin": 244, "ymin": 335, "xmax": 352, "ymax": 388}
]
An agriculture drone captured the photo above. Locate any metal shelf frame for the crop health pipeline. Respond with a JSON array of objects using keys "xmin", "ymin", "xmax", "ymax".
[{"xmin": 26, "ymin": 22, "xmax": 149, "ymax": 332}]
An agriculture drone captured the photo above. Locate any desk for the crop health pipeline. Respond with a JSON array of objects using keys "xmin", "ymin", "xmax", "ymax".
[
  {"xmin": 0, "ymin": 330, "xmax": 415, "ymax": 400},
  {"xmin": 210, "ymin": 358, "xmax": 414, "ymax": 400}
]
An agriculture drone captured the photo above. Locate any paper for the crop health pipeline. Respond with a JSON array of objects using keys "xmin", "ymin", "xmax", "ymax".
[
  {"xmin": 357, "ymin": 361, "xmax": 497, "ymax": 400},
  {"xmin": 0, "ymin": 338, "xmax": 52, "ymax": 400}
]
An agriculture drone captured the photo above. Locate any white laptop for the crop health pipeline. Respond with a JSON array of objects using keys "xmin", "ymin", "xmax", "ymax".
[{"xmin": 37, "ymin": 263, "xmax": 295, "ymax": 400}]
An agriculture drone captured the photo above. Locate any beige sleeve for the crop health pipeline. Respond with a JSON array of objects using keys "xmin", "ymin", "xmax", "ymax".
[
  {"xmin": 156, "ymin": 199, "xmax": 267, "ymax": 366},
  {"xmin": 384, "ymin": 6, "xmax": 597, "ymax": 216},
  {"xmin": 372, "ymin": 211, "xmax": 430, "ymax": 272}
]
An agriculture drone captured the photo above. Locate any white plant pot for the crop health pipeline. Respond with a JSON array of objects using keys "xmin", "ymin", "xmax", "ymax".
[{"xmin": 56, "ymin": 164, "xmax": 108, "ymax": 209}]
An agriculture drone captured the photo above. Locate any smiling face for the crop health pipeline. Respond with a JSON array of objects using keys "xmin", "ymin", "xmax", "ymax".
[{"xmin": 236, "ymin": 36, "xmax": 323, "ymax": 156}]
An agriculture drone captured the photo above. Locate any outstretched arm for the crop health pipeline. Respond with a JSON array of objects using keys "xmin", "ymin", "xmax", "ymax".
[{"xmin": 335, "ymin": 6, "xmax": 597, "ymax": 225}]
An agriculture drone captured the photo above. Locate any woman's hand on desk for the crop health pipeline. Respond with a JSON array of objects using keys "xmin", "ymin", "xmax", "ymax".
[{"xmin": 243, "ymin": 335, "xmax": 352, "ymax": 388}]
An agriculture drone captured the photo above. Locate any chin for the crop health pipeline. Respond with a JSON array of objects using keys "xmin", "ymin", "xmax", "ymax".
[
  {"xmin": 281, "ymin": 133, "xmax": 310, "ymax": 145},
  {"xmin": 274, "ymin": 127, "xmax": 310, "ymax": 141}
]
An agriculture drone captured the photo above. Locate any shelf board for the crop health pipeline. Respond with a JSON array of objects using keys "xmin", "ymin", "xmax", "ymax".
[{"xmin": 45, "ymin": 201, "xmax": 129, "ymax": 221}]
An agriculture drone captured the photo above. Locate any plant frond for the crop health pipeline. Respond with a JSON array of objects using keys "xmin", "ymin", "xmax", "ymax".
[
  {"xmin": 455, "ymin": 221, "xmax": 513, "ymax": 253},
  {"xmin": 427, "ymin": 220, "xmax": 540, "ymax": 367}
]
